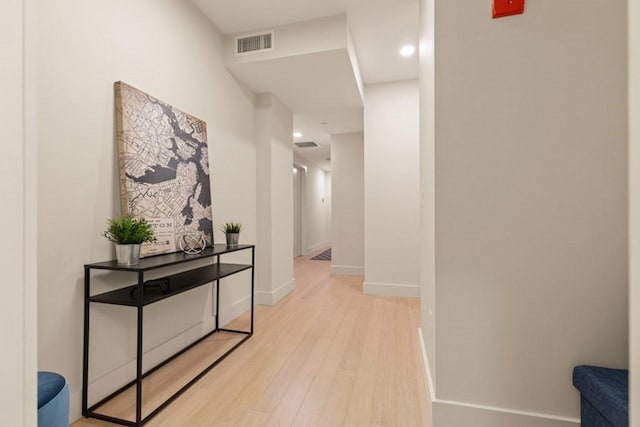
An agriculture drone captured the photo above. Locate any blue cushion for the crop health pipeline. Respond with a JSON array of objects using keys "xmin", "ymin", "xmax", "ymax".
[
  {"xmin": 581, "ymin": 395, "xmax": 616, "ymax": 427},
  {"xmin": 573, "ymin": 365, "xmax": 628, "ymax": 427},
  {"xmin": 38, "ymin": 371, "xmax": 69, "ymax": 427}
]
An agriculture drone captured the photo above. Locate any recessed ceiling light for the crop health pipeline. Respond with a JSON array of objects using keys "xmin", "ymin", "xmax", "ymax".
[
  {"xmin": 293, "ymin": 131, "xmax": 302, "ymax": 138},
  {"xmin": 400, "ymin": 45, "xmax": 415, "ymax": 57}
]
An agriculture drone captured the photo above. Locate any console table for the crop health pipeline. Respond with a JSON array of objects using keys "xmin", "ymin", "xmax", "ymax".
[{"xmin": 82, "ymin": 244, "xmax": 255, "ymax": 426}]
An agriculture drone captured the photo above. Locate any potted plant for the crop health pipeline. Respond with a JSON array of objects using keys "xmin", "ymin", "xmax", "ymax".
[
  {"xmin": 222, "ymin": 222, "xmax": 242, "ymax": 247},
  {"xmin": 103, "ymin": 215, "xmax": 155, "ymax": 265}
]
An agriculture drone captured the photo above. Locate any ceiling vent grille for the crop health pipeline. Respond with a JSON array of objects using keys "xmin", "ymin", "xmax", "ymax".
[
  {"xmin": 295, "ymin": 141, "xmax": 319, "ymax": 148},
  {"xmin": 236, "ymin": 31, "xmax": 274, "ymax": 56}
]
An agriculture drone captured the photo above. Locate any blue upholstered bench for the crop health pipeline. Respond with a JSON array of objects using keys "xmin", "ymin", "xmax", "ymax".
[
  {"xmin": 38, "ymin": 371, "xmax": 69, "ymax": 427},
  {"xmin": 573, "ymin": 365, "xmax": 628, "ymax": 427}
]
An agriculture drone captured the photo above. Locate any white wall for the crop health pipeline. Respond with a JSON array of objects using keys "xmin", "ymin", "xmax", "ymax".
[
  {"xmin": 424, "ymin": 1, "xmax": 628, "ymax": 425},
  {"xmin": 256, "ymin": 95, "xmax": 274, "ymax": 298},
  {"xmin": 418, "ymin": 0, "xmax": 436, "ymax": 391},
  {"xmin": 255, "ymin": 94, "xmax": 295, "ymax": 304},
  {"xmin": 0, "ymin": 0, "xmax": 37, "ymax": 424},
  {"xmin": 364, "ymin": 81, "xmax": 420, "ymax": 296},
  {"xmin": 293, "ymin": 165, "xmax": 303, "ymax": 257},
  {"xmin": 325, "ymin": 170, "xmax": 332, "ymax": 245},
  {"xmin": 37, "ymin": 0, "xmax": 257, "ymax": 421},
  {"xmin": 331, "ymin": 132, "xmax": 364, "ymax": 276},
  {"xmin": 270, "ymin": 96, "xmax": 295, "ymax": 300},
  {"xmin": 305, "ymin": 166, "xmax": 330, "ymax": 252},
  {"xmin": 630, "ymin": 0, "xmax": 639, "ymax": 424},
  {"xmin": 293, "ymin": 153, "xmax": 332, "ymax": 255}
]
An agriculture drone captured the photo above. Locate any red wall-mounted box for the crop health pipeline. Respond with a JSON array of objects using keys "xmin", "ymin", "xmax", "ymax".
[{"xmin": 492, "ymin": 0, "xmax": 525, "ymax": 18}]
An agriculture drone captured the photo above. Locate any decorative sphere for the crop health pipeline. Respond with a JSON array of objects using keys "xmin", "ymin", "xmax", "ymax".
[{"xmin": 180, "ymin": 233, "xmax": 206, "ymax": 255}]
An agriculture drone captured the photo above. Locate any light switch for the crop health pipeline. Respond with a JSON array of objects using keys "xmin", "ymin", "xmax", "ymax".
[{"xmin": 492, "ymin": 0, "xmax": 525, "ymax": 18}]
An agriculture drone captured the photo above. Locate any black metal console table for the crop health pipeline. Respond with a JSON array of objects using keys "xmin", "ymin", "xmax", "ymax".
[{"xmin": 82, "ymin": 244, "xmax": 255, "ymax": 426}]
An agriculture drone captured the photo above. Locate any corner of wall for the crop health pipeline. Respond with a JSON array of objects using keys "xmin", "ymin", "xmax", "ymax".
[
  {"xmin": 418, "ymin": 328, "xmax": 580, "ymax": 427},
  {"xmin": 346, "ymin": 25, "xmax": 364, "ymax": 103},
  {"xmin": 255, "ymin": 278, "xmax": 295, "ymax": 305},
  {"xmin": 418, "ymin": 327, "xmax": 436, "ymax": 401}
]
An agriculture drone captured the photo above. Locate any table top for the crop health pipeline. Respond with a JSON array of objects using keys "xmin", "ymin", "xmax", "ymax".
[{"xmin": 85, "ymin": 244, "xmax": 254, "ymax": 272}]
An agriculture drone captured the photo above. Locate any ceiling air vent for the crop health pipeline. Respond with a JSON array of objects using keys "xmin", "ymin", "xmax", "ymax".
[
  {"xmin": 295, "ymin": 141, "xmax": 319, "ymax": 148},
  {"xmin": 235, "ymin": 31, "xmax": 274, "ymax": 56}
]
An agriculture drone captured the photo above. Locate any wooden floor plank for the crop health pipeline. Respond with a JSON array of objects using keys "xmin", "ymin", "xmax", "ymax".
[
  {"xmin": 315, "ymin": 368, "xmax": 356, "ymax": 427},
  {"xmin": 263, "ymin": 284, "xmax": 355, "ymax": 425},
  {"xmin": 291, "ymin": 283, "xmax": 364, "ymax": 426},
  {"xmin": 342, "ymin": 297, "xmax": 385, "ymax": 426},
  {"xmin": 370, "ymin": 298, "xmax": 399, "ymax": 426},
  {"xmin": 239, "ymin": 410, "xmax": 270, "ymax": 427}
]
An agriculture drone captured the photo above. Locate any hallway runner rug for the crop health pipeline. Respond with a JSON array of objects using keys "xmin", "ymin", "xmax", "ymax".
[{"xmin": 311, "ymin": 248, "xmax": 331, "ymax": 261}]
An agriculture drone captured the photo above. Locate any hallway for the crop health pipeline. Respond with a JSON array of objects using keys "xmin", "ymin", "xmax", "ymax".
[{"xmin": 73, "ymin": 250, "xmax": 430, "ymax": 426}]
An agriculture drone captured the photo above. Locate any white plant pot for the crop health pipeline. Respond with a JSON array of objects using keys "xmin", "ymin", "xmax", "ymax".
[{"xmin": 115, "ymin": 243, "xmax": 141, "ymax": 265}]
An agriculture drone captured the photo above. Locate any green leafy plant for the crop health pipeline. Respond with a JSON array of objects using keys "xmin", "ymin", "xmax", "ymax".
[
  {"xmin": 222, "ymin": 222, "xmax": 242, "ymax": 234},
  {"xmin": 103, "ymin": 215, "xmax": 155, "ymax": 244}
]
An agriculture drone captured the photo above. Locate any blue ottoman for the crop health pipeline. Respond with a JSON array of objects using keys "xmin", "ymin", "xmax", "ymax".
[
  {"xmin": 38, "ymin": 372, "xmax": 69, "ymax": 427},
  {"xmin": 573, "ymin": 365, "xmax": 628, "ymax": 427}
]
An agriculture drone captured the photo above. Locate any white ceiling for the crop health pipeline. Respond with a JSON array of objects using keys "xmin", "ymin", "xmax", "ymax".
[
  {"xmin": 193, "ymin": 0, "xmax": 419, "ymax": 170},
  {"xmin": 293, "ymin": 108, "xmax": 364, "ymax": 170},
  {"xmin": 347, "ymin": 0, "xmax": 419, "ymax": 84},
  {"xmin": 193, "ymin": 0, "xmax": 419, "ymax": 84},
  {"xmin": 227, "ymin": 50, "xmax": 363, "ymax": 114}
]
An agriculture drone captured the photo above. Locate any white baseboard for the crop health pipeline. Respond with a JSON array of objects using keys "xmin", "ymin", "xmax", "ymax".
[
  {"xmin": 416, "ymin": 328, "xmax": 580, "ymax": 427},
  {"xmin": 330, "ymin": 265, "xmax": 363, "ymax": 276},
  {"xmin": 432, "ymin": 400, "xmax": 579, "ymax": 427},
  {"xmin": 218, "ymin": 294, "xmax": 252, "ymax": 326},
  {"xmin": 255, "ymin": 278, "xmax": 295, "ymax": 305},
  {"xmin": 363, "ymin": 281, "xmax": 420, "ymax": 297},
  {"xmin": 304, "ymin": 241, "xmax": 330, "ymax": 255}
]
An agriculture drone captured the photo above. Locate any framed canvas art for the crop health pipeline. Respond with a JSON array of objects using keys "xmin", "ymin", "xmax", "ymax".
[{"xmin": 114, "ymin": 81, "xmax": 213, "ymax": 257}]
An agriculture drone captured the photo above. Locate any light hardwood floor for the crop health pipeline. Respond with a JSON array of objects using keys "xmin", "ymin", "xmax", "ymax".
[{"xmin": 73, "ymin": 250, "xmax": 431, "ymax": 426}]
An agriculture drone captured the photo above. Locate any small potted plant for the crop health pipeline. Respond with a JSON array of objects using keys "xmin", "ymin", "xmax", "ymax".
[
  {"xmin": 222, "ymin": 222, "xmax": 242, "ymax": 247},
  {"xmin": 103, "ymin": 215, "xmax": 155, "ymax": 265}
]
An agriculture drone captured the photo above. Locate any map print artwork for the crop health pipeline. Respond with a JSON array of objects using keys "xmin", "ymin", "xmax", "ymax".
[{"xmin": 114, "ymin": 81, "xmax": 213, "ymax": 257}]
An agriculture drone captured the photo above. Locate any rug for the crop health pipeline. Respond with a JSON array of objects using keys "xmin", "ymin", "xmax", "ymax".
[{"xmin": 311, "ymin": 248, "xmax": 331, "ymax": 261}]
